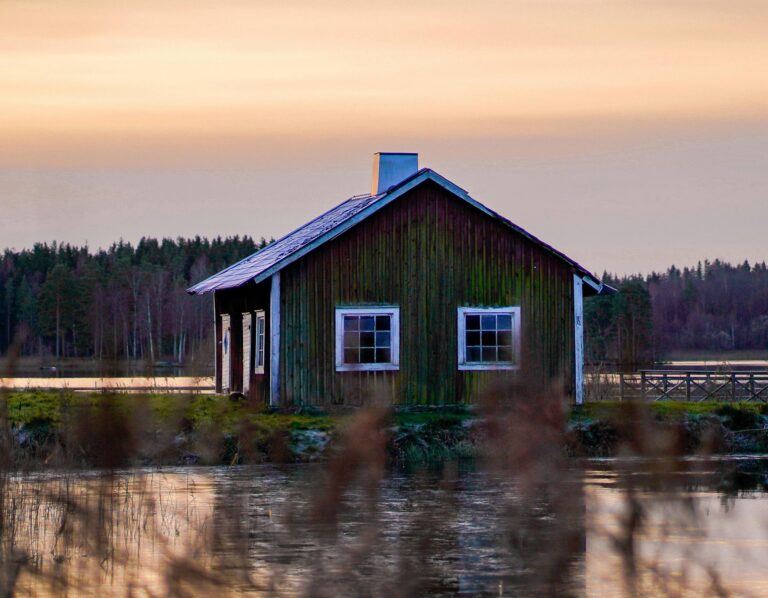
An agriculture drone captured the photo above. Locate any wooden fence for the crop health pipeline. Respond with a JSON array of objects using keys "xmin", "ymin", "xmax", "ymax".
[{"xmin": 615, "ymin": 371, "xmax": 768, "ymax": 402}]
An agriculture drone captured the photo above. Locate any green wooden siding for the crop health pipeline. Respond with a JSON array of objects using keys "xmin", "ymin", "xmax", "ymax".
[{"xmin": 278, "ymin": 180, "xmax": 575, "ymax": 406}]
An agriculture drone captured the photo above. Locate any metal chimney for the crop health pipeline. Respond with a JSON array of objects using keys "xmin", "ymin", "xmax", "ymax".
[{"xmin": 371, "ymin": 152, "xmax": 418, "ymax": 195}]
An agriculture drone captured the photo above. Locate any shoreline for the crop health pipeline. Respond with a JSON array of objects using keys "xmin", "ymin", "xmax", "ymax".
[{"xmin": 4, "ymin": 391, "xmax": 768, "ymax": 469}]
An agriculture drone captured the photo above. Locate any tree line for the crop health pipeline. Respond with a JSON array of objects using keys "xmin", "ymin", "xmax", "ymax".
[
  {"xmin": 586, "ymin": 260, "xmax": 768, "ymax": 366},
  {"xmin": 1, "ymin": 235, "xmax": 765, "ymax": 370},
  {"xmin": 0, "ymin": 237, "xmax": 269, "ymax": 366}
]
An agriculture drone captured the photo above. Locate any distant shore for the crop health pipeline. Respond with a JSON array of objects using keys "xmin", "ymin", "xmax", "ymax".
[{"xmin": 0, "ymin": 375, "xmax": 214, "ymax": 393}]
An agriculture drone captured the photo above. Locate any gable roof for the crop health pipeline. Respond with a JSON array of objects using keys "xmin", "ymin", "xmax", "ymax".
[{"xmin": 188, "ymin": 168, "xmax": 612, "ymax": 296}]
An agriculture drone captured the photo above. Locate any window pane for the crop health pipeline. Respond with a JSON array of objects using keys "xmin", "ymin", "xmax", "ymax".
[
  {"xmin": 344, "ymin": 349, "xmax": 359, "ymax": 364},
  {"xmin": 256, "ymin": 326, "xmax": 262, "ymax": 358},
  {"xmin": 498, "ymin": 331, "xmax": 512, "ymax": 346},
  {"xmin": 344, "ymin": 331, "xmax": 359, "ymax": 348},
  {"xmin": 255, "ymin": 316, "xmax": 266, "ymax": 367},
  {"xmin": 375, "ymin": 348, "xmax": 391, "ymax": 363},
  {"xmin": 498, "ymin": 345, "xmax": 514, "ymax": 362},
  {"xmin": 375, "ymin": 315, "xmax": 390, "ymax": 331},
  {"xmin": 344, "ymin": 316, "xmax": 359, "ymax": 331},
  {"xmin": 375, "ymin": 331, "xmax": 390, "ymax": 348},
  {"xmin": 360, "ymin": 348, "xmax": 375, "ymax": 363},
  {"xmin": 466, "ymin": 330, "xmax": 480, "ymax": 346},
  {"xmin": 481, "ymin": 331, "xmax": 497, "ymax": 346},
  {"xmin": 481, "ymin": 315, "xmax": 497, "ymax": 330},
  {"xmin": 360, "ymin": 332, "xmax": 375, "ymax": 347},
  {"xmin": 360, "ymin": 316, "xmax": 375, "ymax": 331},
  {"xmin": 466, "ymin": 346, "xmax": 482, "ymax": 362},
  {"xmin": 460, "ymin": 309, "xmax": 517, "ymax": 366},
  {"xmin": 482, "ymin": 346, "xmax": 497, "ymax": 362}
]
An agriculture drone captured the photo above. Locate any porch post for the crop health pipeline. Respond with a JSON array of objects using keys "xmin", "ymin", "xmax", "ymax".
[{"xmin": 574, "ymin": 274, "xmax": 584, "ymax": 405}]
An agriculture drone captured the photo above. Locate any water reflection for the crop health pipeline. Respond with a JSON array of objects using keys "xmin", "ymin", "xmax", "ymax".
[
  {"xmin": 4, "ymin": 459, "xmax": 768, "ymax": 596},
  {"xmin": 586, "ymin": 458, "xmax": 768, "ymax": 597}
]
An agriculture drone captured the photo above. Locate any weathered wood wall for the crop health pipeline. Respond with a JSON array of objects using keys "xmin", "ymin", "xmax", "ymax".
[{"xmin": 276, "ymin": 180, "xmax": 575, "ymax": 405}]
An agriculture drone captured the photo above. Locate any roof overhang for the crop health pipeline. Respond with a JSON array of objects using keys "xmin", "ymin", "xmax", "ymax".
[{"xmin": 582, "ymin": 275, "xmax": 617, "ymax": 297}]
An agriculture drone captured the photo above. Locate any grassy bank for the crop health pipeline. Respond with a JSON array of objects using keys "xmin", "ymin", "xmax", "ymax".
[
  {"xmin": 1, "ymin": 391, "xmax": 479, "ymax": 468},
  {"xmin": 2, "ymin": 391, "xmax": 337, "ymax": 467},
  {"xmin": 569, "ymin": 400, "xmax": 768, "ymax": 457},
  {"xmin": 3, "ymin": 391, "xmax": 768, "ymax": 467}
]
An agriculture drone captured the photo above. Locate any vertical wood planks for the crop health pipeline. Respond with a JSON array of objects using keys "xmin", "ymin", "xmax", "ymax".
[
  {"xmin": 270, "ymin": 272, "xmax": 281, "ymax": 406},
  {"xmin": 269, "ymin": 181, "xmax": 577, "ymax": 405}
]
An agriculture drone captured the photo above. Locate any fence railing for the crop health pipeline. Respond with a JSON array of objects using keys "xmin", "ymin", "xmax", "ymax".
[{"xmin": 613, "ymin": 371, "xmax": 768, "ymax": 402}]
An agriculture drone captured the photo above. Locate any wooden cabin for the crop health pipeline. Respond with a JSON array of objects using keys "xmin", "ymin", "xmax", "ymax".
[{"xmin": 188, "ymin": 153, "xmax": 613, "ymax": 406}]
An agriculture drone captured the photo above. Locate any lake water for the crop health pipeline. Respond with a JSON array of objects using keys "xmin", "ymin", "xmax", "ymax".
[{"xmin": 5, "ymin": 458, "xmax": 768, "ymax": 596}]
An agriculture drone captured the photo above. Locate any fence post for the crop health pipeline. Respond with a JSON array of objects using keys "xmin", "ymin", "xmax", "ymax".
[
  {"xmin": 686, "ymin": 372, "xmax": 691, "ymax": 401},
  {"xmin": 641, "ymin": 371, "xmax": 647, "ymax": 401},
  {"xmin": 620, "ymin": 373, "xmax": 625, "ymax": 402},
  {"xmin": 731, "ymin": 373, "xmax": 737, "ymax": 402}
]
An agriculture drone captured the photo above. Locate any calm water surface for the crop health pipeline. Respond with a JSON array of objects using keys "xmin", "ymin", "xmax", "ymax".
[{"xmin": 7, "ymin": 458, "xmax": 768, "ymax": 596}]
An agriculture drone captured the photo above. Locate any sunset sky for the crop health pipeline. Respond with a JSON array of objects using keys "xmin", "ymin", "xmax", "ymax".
[{"xmin": 1, "ymin": 0, "xmax": 767, "ymax": 274}]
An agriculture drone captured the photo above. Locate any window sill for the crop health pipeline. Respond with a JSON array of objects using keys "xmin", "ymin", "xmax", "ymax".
[
  {"xmin": 336, "ymin": 363, "xmax": 399, "ymax": 372},
  {"xmin": 458, "ymin": 363, "xmax": 519, "ymax": 371}
]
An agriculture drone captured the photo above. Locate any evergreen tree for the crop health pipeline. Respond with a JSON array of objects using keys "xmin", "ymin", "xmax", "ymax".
[
  {"xmin": 38, "ymin": 264, "xmax": 81, "ymax": 358},
  {"xmin": 3, "ymin": 277, "xmax": 13, "ymax": 350},
  {"xmin": 584, "ymin": 292, "xmax": 614, "ymax": 362},
  {"xmin": 614, "ymin": 280, "xmax": 653, "ymax": 366},
  {"xmin": 15, "ymin": 277, "xmax": 38, "ymax": 354}
]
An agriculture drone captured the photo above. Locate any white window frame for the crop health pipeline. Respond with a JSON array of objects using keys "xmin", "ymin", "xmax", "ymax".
[
  {"xmin": 335, "ymin": 306, "xmax": 400, "ymax": 372},
  {"xmin": 254, "ymin": 310, "xmax": 266, "ymax": 375},
  {"xmin": 457, "ymin": 306, "xmax": 521, "ymax": 371}
]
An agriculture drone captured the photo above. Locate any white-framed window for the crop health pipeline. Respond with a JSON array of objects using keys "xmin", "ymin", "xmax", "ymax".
[
  {"xmin": 335, "ymin": 307, "xmax": 400, "ymax": 371},
  {"xmin": 254, "ymin": 310, "xmax": 266, "ymax": 374},
  {"xmin": 457, "ymin": 306, "xmax": 521, "ymax": 370}
]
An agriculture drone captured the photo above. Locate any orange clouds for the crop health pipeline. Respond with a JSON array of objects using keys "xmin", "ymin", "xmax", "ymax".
[{"xmin": 2, "ymin": 0, "xmax": 768, "ymax": 166}]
